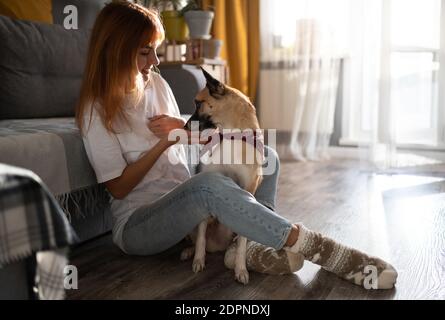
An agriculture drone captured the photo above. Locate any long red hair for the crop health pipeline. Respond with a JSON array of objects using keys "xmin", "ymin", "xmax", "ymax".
[{"xmin": 76, "ymin": 1, "xmax": 164, "ymax": 133}]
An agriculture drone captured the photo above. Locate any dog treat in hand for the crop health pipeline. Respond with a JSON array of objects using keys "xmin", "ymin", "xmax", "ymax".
[
  {"xmin": 285, "ymin": 224, "xmax": 398, "ymax": 289},
  {"xmin": 224, "ymin": 240, "xmax": 304, "ymax": 275}
]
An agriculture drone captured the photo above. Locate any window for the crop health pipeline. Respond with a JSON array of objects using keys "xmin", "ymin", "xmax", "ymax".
[
  {"xmin": 391, "ymin": 0, "xmax": 441, "ymax": 145},
  {"xmin": 342, "ymin": 0, "xmax": 445, "ymax": 148},
  {"xmin": 260, "ymin": 0, "xmax": 445, "ymax": 149}
]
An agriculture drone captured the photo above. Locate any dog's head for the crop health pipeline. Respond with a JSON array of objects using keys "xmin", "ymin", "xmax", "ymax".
[{"xmin": 184, "ymin": 68, "xmax": 258, "ymax": 131}]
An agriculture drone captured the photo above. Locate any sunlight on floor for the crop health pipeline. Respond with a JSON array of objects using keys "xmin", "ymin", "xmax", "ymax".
[
  {"xmin": 367, "ymin": 174, "xmax": 445, "ymax": 255},
  {"xmin": 373, "ymin": 174, "xmax": 445, "ymax": 192},
  {"xmin": 363, "ymin": 148, "xmax": 444, "ymax": 170},
  {"xmin": 390, "ymin": 153, "xmax": 444, "ymax": 168}
]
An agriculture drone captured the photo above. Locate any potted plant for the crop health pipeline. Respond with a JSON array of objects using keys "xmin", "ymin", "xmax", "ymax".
[
  {"xmin": 181, "ymin": 0, "xmax": 214, "ymax": 39},
  {"xmin": 203, "ymin": 38, "xmax": 223, "ymax": 59},
  {"xmin": 137, "ymin": 0, "xmax": 189, "ymax": 42}
]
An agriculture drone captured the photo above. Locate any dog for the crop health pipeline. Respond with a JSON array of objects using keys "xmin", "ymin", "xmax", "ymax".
[{"xmin": 183, "ymin": 68, "xmax": 264, "ymax": 284}]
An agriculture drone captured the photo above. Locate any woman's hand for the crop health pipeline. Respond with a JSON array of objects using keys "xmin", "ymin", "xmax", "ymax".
[
  {"xmin": 147, "ymin": 114, "xmax": 186, "ymax": 140},
  {"xmin": 148, "ymin": 114, "xmax": 211, "ymax": 145}
]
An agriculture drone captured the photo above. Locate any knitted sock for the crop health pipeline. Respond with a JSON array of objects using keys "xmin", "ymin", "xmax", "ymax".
[
  {"xmin": 224, "ymin": 240, "xmax": 304, "ymax": 275},
  {"xmin": 285, "ymin": 224, "xmax": 398, "ymax": 289}
]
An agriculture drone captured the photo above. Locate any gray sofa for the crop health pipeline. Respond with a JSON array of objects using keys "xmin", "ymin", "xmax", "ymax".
[{"xmin": 0, "ymin": 1, "xmax": 205, "ymax": 299}]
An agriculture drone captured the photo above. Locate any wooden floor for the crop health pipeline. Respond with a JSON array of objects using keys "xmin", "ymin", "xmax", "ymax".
[{"xmin": 68, "ymin": 159, "xmax": 445, "ymax": 300}]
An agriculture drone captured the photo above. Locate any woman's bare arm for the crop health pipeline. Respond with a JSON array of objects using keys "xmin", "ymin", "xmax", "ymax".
[
  {"xmin": 104, "ymin": 114, "xmax": 205, "ymax": 200},
  {"xmin": 104, "ymin": 137, "xmax": 175, "ymax": 199}
]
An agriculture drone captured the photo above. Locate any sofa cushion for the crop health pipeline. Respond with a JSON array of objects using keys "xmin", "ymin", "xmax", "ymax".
[{"xmin": 0, "ymin": 15, "xmax": 90, "ymax": 119}]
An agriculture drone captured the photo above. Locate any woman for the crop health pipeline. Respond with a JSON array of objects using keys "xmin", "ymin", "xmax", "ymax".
[{"xmin": 76, "ymin": 1, "xmax": 397, "ymax": 289}]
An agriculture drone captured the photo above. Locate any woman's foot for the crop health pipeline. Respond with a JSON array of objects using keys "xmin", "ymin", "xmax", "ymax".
[
  {"xmin": 285, "ymin": 224, "xmax": 398, "ymax": 289},
  {"xmin": 225, "ymin": 240, "xmax": 304, "ymax": 275}
]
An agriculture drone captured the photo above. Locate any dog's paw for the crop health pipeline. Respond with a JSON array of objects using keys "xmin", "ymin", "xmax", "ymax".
[
  {"xmin": 234, "ymin": 268, "xmax": 249, "ymax": 285},
  {"xmin": 192, "ymin": 258, "xmax": 205, "ymax": 273},
  {"xmin": 180, "ymin": 247, "xmax": 195, "ymax": 261}
]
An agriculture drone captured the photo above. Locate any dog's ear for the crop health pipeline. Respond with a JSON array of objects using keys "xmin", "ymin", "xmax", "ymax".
[{"xmin": 201, "ymin": 67, "xmax": 225, "ymax": 97}]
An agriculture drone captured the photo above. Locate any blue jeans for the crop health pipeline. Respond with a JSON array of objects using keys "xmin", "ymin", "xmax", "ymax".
[{"xmin": 122, "ymin": 146, "xmax": 292, "ymax": 255}]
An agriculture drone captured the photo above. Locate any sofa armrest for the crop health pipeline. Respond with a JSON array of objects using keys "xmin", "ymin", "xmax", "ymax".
[{"xmin": 158, "ymin": 64, "xmax": 205, "ymax": 115}]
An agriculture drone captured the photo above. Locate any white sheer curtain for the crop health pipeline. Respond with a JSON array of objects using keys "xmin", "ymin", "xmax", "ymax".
[
  {"xmin": 347, "ymin": 0, "xmax": 444, "ymax": 171},
  {"xmin": 260, "ymin": 0, "xmax": 445, "ymax": 169},
  {"xmin": 259, "ymin": 0, "xmax": 347, "ymax": 161}
]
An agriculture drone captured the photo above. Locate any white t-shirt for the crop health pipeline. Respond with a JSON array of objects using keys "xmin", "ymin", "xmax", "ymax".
[{"xmin": 82, "ymin": 72, "xmax": 191, "ymax": 251}]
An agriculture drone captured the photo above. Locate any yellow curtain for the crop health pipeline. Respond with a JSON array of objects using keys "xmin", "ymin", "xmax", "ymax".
[
  {"xmin": 203, "ymin": 0, "xmax": 259, "ymax": 103},
  {"xmin": 0, "ymin": 0, "xmax": 53, "ymax": 23}
]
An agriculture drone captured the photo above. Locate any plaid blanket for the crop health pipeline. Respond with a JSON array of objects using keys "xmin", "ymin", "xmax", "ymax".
[{"xmin": 0, "ymin": 163, "xmax": 78, "ymax": 299}]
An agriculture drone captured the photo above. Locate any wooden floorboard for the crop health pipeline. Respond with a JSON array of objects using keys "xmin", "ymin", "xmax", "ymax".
[{"xmin": 68, "ymin": 159, "xmax": 445, "ymax": 300}]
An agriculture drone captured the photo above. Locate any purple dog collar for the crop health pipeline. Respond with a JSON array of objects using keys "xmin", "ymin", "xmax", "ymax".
[{"xmin": 200, "ymin": 130, "xmax": 264, "ymax": 159}]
